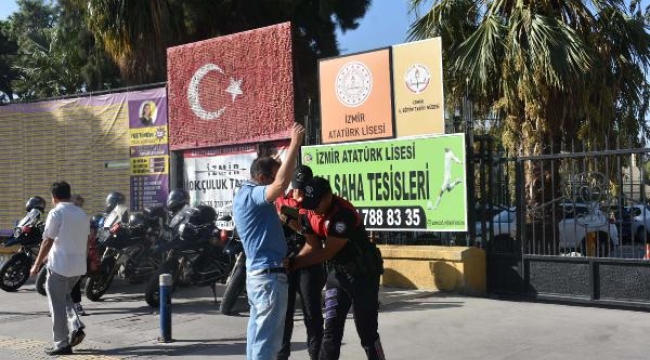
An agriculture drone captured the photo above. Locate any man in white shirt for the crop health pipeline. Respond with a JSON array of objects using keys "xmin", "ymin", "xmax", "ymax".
[{"xmin": 30, "ymin": 181, "xmax": 90, "ymax": 356}]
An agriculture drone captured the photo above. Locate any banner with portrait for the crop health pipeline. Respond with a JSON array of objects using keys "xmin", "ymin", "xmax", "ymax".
[{"xmin": 127, "ymin": 90, "xmax": 170, "ymax": 211}]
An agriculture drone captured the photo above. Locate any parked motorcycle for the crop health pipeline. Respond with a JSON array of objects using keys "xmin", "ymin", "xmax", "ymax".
[
  {"xmin": 219, "ymin": 216, "xmax": 246, "ymax": 315},
  {"xmin": 144, "ymin": 205, "xmax": 233, "ymax": 307},
  {"xmin": 85, "ymin": 204, "xmax": 169, "ymax": 301},
  {"xmin": 0, "ymin": 197, "xmax": 46, "ymax": 292}
]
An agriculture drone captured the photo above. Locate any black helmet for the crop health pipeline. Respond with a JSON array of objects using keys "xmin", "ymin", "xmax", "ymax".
[
  {"xmin": 90, "ymin": 213, "xmax": 104, "ymax": 229},
  {"xmin": 167, "ymin": 189, "xmax": 190, "ymax": 214},
  {"xmin": 105, "ymin": 192, "xmax": 126, "ymax": 213},
  {"xmin": 128, "ymin": 212, "xmax": 147, "ymax": 229},
  {"xmin": 188, "ymin": 205, "xmax": 217, "ymax": 226},
  {"xmin": 25, "ymin": 196, "xmax": 46, "ymax": 212}
]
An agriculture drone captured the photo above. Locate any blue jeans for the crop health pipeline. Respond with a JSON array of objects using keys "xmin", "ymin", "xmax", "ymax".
[{"xmin": 246, "ymin": 271, "xmax": 289, "ymax": 360}]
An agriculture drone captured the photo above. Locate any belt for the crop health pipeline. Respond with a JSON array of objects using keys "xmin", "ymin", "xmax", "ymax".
[{"xmin": 250, "ymin": 267, "xmax": 286, "ymax": 275}]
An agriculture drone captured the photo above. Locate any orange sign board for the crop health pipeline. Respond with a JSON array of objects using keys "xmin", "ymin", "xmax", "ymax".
[
  {"xmin": 318, "ymin": 49, "xmax": 394, "ymax": 144},
  {"xmin": 392, "ymin": 38, "xmax": 445, "ymax": 137}
]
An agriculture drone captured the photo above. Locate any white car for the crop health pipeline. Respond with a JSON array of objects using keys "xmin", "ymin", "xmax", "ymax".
[{"xmin": 476, "ymin": 203, "xmax": 620, "ymax": 254}]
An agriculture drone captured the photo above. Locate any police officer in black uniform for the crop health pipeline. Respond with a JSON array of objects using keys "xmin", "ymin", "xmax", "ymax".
[
  {"xmin": 291, "ymin": 176, "xmax": 385, "ymax": 360},
  {"xmin": 276, "ymin": 165, "xmax": 326, "ymax": 360}
]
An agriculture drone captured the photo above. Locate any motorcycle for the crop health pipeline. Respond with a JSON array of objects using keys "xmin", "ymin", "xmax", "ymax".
[
  {"xmin": 218, "ymin": 216, "xmax": 246, "ymax": 315},
  {"xmin": 144, "ymin": 205, "xmax": 233, "ymax": 307},
  {"xmin": 85, "ymin": 205, "xmax": 169, "ymax": 301},
  {"xmin": 0, "ymin": 208, "xmax": 44, "ymax": 292}
]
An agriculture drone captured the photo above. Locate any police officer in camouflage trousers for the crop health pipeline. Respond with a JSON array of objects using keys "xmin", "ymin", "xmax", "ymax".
[
  {"xmin": 275, "ymin": 165, "xmax": 326, "ymax": 360},
  {"xmin": 289, "ymin": 176, "xmax": 385, "ymax": 360}
]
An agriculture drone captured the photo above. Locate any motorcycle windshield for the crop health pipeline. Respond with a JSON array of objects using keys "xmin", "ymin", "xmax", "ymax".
[
  {"xmin": 169, "ymin": 204, "xmax": 191, "ymax": 229},
  {"xmin": 17, "ymin": 209, "xmax": 41, "ymax": 227},
  {"xmin": 104, "ymin": 204, "xmax": 128, "ymax": 228}
]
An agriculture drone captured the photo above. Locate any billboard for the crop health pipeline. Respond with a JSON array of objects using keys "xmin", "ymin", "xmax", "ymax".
[
  {"xmin": 0, "ymin": 87, "xmax": 168, "ymax": 229},
  {"xmin": 167, "ymin": 22, "xmax": 295, "ymax": 150},
  {"xmin": 183, "ymin": 141, "xmax": 289, "ymax": 215},
  {"xmin": 127, "ymin": 95, "xmax": 170, "ymax": 211},
  {"xmin": 301, "ymin": 134, "xmax": 467, "ymax": 231},
  {"xmin": 318, "ymin": 49, "xmax": 394, "ymax": 144},
  {"xmin": 392, "ymin": 37, "xmax": 445, "ymax": 136}
]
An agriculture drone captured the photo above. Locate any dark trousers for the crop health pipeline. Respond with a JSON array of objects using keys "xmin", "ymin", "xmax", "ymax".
[
  {"xmin": 319, "ymin": 270, "xmax": 384, "ymax": 360},
  {"xmin": 277, "ymin": 263, "xmax": 326, "ymax": 360}
]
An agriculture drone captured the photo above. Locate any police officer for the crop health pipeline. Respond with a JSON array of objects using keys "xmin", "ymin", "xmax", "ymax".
[
  {"xmin": 291, "ymin": 176, "xmax": 385, "ymax": 360},
  {"xmin": 275, "ymin": 165, "xmax": 325, "ymax": 360}
]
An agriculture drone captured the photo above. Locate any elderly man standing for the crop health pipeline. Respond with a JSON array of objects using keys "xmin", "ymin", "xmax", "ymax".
[
  {"xmin": 30, "ymin": 181, "xmax": 90, "ymax": 356},
  {"xmin": 233, "ymin": 123, "xmax": 305, "ymax": 359}
]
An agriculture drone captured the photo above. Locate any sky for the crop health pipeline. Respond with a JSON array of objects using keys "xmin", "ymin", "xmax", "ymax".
[{"xmin": 0, "ymin": 1, "xmax": 414, "ymax": 54}]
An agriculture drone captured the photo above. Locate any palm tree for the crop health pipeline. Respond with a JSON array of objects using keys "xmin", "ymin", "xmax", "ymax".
[
  {"xmin": 409, "ymin": 0, "xmax": 650, "ymax": 254},
  {"xmin": 408, "ymin": 0, "xmax": 650, "ymax": 155},
  {"xmin": 84, "ymin": 0, "xmax": 370, "ymax": 91}
]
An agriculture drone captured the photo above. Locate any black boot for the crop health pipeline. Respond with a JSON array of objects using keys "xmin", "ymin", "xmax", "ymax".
[{"xmin": 363, "ymin": 338, "xmax": 386, "ymax": 360}]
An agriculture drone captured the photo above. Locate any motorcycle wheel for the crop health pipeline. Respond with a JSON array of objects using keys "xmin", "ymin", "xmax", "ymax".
[
  {"xmin": 220, "ymin": 263, "xmax": 246, "ymax": 315},
  {"xmin": 35, "ymin": 265, "xmax": 47, "ymax": 296},
  {"xmin": 145, "ymin": 260, "xmax": 178, "ymax": 308},
  {"xmin": 0, "ymin": 253, "xmax": 31, "ymax": 292},
  {"xmin": 84, "ymin": 257, "xmax": 116, "ymax": 301}
]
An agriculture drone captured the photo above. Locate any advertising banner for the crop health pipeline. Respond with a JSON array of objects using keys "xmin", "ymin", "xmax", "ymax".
[
  {"xmin": 392, "ymin": 37, "xmax": 445, "ymax": 137},
  {"xmin": 167, "ymin": 22, "xmax": 294, "ymax": 150},
  {"xmin": 318, "ymin": 49, "xmax": 394, "ymax": 144},
  {"xmin": 127, "ymin": 93, "xmax": 170, "ymax": 212},
  {"xmin": 0, "ymin": 87, "xmax": 166, "ymax": 229},
  {"xmin": 301, "ymin": 134, "xmax": 467, "ymax": 231},
  {"xmin": 183, "ymin": 141, "xmax": 289, "ymax": 220}
]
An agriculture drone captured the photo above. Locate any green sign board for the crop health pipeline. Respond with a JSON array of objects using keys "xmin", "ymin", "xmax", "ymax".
[{"xmin": 301, "ymin": 134, "xmax": 467, "ymax": 231}]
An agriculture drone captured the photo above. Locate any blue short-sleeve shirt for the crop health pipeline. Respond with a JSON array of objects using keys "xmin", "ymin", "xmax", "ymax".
[{"xmin": 232, "ymin": 181, "xmax": 287, "ymax": 271}]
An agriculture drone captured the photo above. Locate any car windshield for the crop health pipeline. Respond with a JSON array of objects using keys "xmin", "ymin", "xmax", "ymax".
[{"xmin": 494, "ymin": 209, "xmax": 515, "ymax": 223}]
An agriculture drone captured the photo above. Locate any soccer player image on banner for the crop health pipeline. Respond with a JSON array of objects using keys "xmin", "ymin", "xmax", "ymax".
[{"xmin": 431, "ymin": 147, "xmax": 464, "ymax": 211}]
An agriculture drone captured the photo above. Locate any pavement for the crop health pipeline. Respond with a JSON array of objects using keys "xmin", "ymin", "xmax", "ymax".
[{"xmin": 0, "ymin": 278, "xmax": 647, "ymax": 359}]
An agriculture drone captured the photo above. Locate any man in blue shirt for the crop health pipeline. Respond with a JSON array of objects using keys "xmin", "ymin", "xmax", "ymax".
[{"xmin": 233, "ymin": 123, "xmax": 304, "ymax": 359}]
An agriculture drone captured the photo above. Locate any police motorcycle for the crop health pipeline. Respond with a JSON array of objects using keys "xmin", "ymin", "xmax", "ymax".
[
  {"xmin": 85, "ymin": 192, "xmax": 169, "ymax": 301},
  {"xmin": 144, "ymin": 196, "xmax": 234, "ymax": 307},
  {"xmin": 0, "ymin": 197, "xmax": 46, "ymax": 292}
]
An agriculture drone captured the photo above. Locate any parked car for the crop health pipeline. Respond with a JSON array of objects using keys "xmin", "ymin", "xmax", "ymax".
[{"xmin": 476, "ymin": 202, "xmax": 620, "ymax": 255}]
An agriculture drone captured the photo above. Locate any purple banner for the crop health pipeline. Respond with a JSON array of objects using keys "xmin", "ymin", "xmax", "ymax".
[
  {"xmin": 128, "ymin": 97, "xmax": 169, "ymax": 129},
  {"xmin": 130, "ymin": 176, "xmax": 170, "ymax": 211},
  {"xmin": 129, "ymin": 95, "xmax": 170, "ymax": 212}
]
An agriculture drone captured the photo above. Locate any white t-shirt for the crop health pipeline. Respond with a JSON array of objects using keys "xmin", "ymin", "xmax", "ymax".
[{"xmin": 43, "ymin": 202, "xmax": 90, "ymax": 277}]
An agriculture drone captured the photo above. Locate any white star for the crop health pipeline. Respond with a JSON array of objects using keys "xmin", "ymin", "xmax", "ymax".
[{"xmin": 225, "ymin": 78, "xmax": 243, "ymax": 102}]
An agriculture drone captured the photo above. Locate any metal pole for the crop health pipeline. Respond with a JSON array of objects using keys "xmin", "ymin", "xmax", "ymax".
[{"xmin": 159, "ymin": 273, "xmax": 173, "ymax": 343}]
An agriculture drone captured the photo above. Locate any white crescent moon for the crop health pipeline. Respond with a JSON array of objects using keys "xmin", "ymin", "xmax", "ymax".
[{"xmin": 187, "ymin": 63, "xmax": 226, "ymax": 120}]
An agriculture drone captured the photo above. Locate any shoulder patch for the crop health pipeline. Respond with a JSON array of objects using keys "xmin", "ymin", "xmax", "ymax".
[{"xmin": 334, "ymin": 221, "xmax": 346, "ymax": 234}]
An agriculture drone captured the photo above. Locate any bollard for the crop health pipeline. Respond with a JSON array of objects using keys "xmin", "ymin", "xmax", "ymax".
[{"xmin": 158, "ymin": 273, "xmax": 173, "ymax": 343}]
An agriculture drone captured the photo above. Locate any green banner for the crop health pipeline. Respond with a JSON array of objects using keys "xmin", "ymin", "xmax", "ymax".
[{"xmin": 301, "ymin": 134, "xmax": 467, "ymax": 231}]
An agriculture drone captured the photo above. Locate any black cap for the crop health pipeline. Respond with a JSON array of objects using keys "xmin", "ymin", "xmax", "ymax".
[
  {"xmin": 301, "ymin": 176, "xmax": 331, "ymax": 210},
  {"xmin": 291, "ymin": 165, "xmax": 313, "ymax": 189}
]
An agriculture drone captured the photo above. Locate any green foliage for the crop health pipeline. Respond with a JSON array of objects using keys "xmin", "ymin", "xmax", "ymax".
[
  {"xmin": 1, "ymin": 0, "xmax": 120, "ymax": 100},
  {"xmin": 84, "ymin": 0, "xmax": 370, "ymax": 101},
  {"xmin": 408, "ymin": 0, "xmax": 650, "ymax": 155}
]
